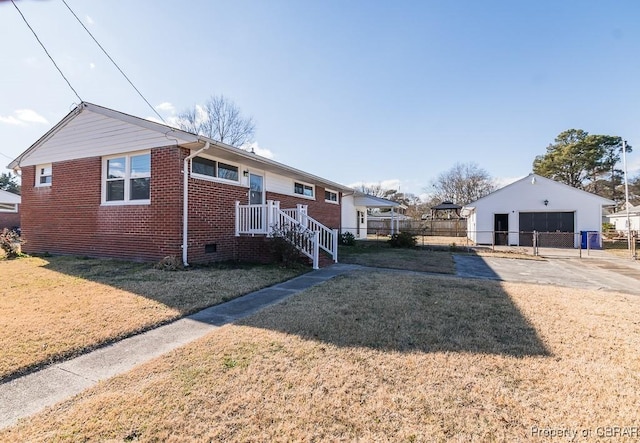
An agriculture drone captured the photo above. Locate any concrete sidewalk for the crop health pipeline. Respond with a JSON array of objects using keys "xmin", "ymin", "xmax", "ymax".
[{"xmin": 0, "ymin": 263, "xmax": 360, "ymax": 430}]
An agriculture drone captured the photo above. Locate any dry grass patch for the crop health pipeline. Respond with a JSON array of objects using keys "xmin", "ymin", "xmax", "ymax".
[
  {"xmin": 4, "ymin": 271, "xmax": 639, "ymax": 441},
  {"xmin": 339, "ymin": 242, "xmax": 455, "ymax": 273},
  {"xmin": 0, "ymin": 256, "xmax": 302, "ymax": 381}
]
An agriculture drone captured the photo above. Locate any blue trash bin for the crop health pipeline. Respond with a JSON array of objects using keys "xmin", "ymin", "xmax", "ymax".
[{"xmin": 580, "ymin": 231, "xmax": 600, "ymax": 249}]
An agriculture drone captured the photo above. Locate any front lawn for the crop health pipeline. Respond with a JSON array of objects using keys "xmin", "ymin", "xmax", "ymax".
[
  {"xmin": 3, "ymin": 270, "xmax": 638, "ymax": 441},
  {"xmin": 339, "ymin": 241, "xmax": 456, "ymax": 273},
  {"xmin": 0, "ymin": 256, "xmax": 302, "ymax": 381}
]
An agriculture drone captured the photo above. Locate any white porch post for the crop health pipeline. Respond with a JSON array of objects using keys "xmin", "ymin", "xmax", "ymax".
[
  {"xmin": 332, "ymin": 228, "xmax": 339, "ymax": 262},
  {"xmin": 235, "ymin": 201, "xmax": 240, "ymax": 236},
  {"xmin": 296, "ymin": 203, "xmax": 304, "ymax": 223},
  {"xmin": 266, "ymin": 200, "xmax": 275, "ymax": 235},
  {"xmin": 312, "ymin": 231, "xmax": 319, "ymax": 269},
  {"xmin": 391, "ymin": 208, "xmax": 396, "ymax": 235}
]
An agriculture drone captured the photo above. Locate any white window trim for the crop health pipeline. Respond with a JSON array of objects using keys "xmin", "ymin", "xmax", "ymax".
[
  {"xmin": 324, "ymin": 189, "xmax": 339, "ymax": 204},
  {"xmin": 190, "ymin": 155, "xmax": 242, "ymax": 186},
  {"xmin": 0, "ymin": 203, "xmax": 18, "ymax": 213},
  {"xmin": 101, "ymin": 150, "xmax": 151, "ymax": 206},
  {"xmin": 35, "ymin": 163, "xmax": 52, "ymax": 187},
  {"xmin": 293, "ymin": 181, "xmax": 315, "ymax": 200}
]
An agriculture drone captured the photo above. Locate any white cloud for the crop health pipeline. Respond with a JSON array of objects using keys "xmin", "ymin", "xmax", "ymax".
[
  {"xmin": 23, "ymin": 56, "xmax": 39, "ymax": 67},
  {"xmin": 85, "ymin": 15, "xmax": 94, "ymax": 25},
  {"xmin": 15, "ymin": 109, "xmax": 49, "ymax": 124},
  {"xmin": 89, "ymin": 62, "xmax": 96, "ymax": 69},
  {"xmin": 493, "ymin": 175, "xmax": 524, "ymax": 189},
  {"xmin": 242, "ymin": 142, "xmax": 274, "ymax": 159},
  {"xmin": 0, "ymin": 116, "xmax": 23, "ymax": 126},
  {"xmin": 0, "ymin": 109, "xmax": 48, "ymax": 126},
  {"xmin": 155, "ymin": 102, "xmax": 176, "ymax": 114}
]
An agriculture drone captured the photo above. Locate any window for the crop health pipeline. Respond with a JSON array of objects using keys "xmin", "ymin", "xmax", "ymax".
[
  {"xmin": 325, "ymin": 190, "xmax": 338, "ymax": 203},
  {"xmin": 191, "ymin": 156, "xmax": 239, "ymax": 182},
  {"xmin": 0, "ymin": 203, "xmax": 17, "ymax": 213},
  {"xmin": 103, "ymin": 152, "xmax": 150, "ymax": 204},
  {"xmin": 35, "ymin": 164, "xmax": 52, "ymax": 187},
  {"xmin": 294, "ymin": 182, "xmax": 314, "ymax": 198}
]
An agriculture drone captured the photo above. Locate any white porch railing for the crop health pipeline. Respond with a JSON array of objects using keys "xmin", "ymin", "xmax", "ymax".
[
  {"xmin": 293, "ymin": 204, "xmax": 338, "ymax": 262},
  {"xmin": 235, "ymin": 200, "xmax": 338, "ymax": 268}
]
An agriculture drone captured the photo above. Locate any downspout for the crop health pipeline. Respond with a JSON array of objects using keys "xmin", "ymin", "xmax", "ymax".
[{"xmin": 182, "ymin": 141, "xmax": 209, "ymax": 267}]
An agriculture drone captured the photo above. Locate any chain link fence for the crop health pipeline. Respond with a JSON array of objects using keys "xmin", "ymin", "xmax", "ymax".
[{"xmin": 343, "ymin": 227, "xmax": 638, "ymax": 259}]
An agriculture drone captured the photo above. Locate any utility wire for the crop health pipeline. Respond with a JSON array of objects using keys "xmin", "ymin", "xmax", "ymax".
[
  {"xmin": 11, "ymin": 0, "xmax": 83, "ymax": 103},
  {"xmin": 60, "ymin": 0, "xmax": 166, "ymax": 123}
]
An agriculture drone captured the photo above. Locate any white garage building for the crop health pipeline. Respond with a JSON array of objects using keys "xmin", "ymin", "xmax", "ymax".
[{"xmin": 462, "ymin": 174, "xmax": 615, "ymax": 247}]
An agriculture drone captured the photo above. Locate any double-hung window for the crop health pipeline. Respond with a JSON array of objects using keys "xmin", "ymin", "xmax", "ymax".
[
  {"xmin": 35, "ymin": 164, "xmax": 52, "ymax": 187},
  {"xmin": 294, "ymin": 182, "xmax": 314, "ymax": 198},
  {"xmin": 103, "ymin": 152, "xmax": 151, "ymax": 204},
  {"xmin": 191, "ymin": 156, "xmax": 239, "ymax": 182}
]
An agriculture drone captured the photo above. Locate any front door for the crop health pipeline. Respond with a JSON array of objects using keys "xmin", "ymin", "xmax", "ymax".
[
  {"xmin": 248, "ymin": 173, "xmax": 265, "ymax": 232},
  {"xmin": 249, "ymin": 173, "xmax": 264, "ymax": 205},
  {"xmin": 494, "ymin": 213, "xmax": 509, "ymax": 245}
]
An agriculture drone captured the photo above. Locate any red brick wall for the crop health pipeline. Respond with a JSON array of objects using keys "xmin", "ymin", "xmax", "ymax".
[
  {"xmin": 0, "ymin": 211, "xmax": 20, "ymax": 230},
  {"xmin": 267, "ymin": 186, "xmax": 341, "ymax": 229},
  {"xmin": 186, "ymin": 166, "xmax": 341, "ymax": 264},
  {"xmin": 20, "ymin": 145, "xmax": 341, "ymax": 265},
  {"xmin": 20, "ymin": 146, "xmax": 183, "ymax": 261}
]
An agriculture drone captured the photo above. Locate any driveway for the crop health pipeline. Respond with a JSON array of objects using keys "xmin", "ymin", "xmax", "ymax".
[{"xmin": 454, "ymin": 254, "xmax": 640, "ymax": 295}]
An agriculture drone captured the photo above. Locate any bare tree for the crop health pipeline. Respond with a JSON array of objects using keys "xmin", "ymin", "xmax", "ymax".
[
  {"xmin": 428, "ymin": 162, "xmax": 496, "ymax": 205},
  {"xmin": 358, "ymin": 183, "xmax": 397, "ymax": 199},
  {"xmin": 177, "ymin": 95, "xmax": 255, "ymax": 147}
]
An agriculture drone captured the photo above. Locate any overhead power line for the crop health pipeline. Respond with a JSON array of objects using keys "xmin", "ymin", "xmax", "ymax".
[
  {"xmin": 60, "ymin": 0, "xmax": 166, "ymax": 123},
  {"xmin": 11, "ymin": 0, "xmax": 83, "ymax": 103}
]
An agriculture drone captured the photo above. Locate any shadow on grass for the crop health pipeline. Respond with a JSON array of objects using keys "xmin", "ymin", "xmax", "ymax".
[
  {"xmin": 1, "ymin": 256, "xmax": 303, "ymax": 382},
  {"xmin": 238, "ymin": 270, "xmax": 550, "ymax": 358}
]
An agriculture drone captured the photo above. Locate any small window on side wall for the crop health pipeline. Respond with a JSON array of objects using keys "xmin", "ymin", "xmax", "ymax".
[
  {"xmin": 325, "ymin": 190, "xmax": 338, "ymax": 203},
  {"xmin": 294, "ymin": 182, "xmax": 314, "ymax": 198},
  {"xmin": 35, "ymin": 164, "xmax": 52, "ymax": 187}
]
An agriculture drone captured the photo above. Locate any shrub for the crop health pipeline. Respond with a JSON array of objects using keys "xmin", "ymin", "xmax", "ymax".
[
  {"xmin": 388, "ymin": 231, "xmax": 417, "ymax": 248},
  {"xmin": 339, "ymin": 231, "xmax": 356, "ymax": 246},
  {"xmin": 269, "ymin": 224, "xmax": 311, "ymax": 268},
  {"xmin": 154, "ymin": 255, "xmax": 184, "ymax": 271},
  {"xmin": 0, "ymin": 228, "xmax": 24, "ymax": 259}
]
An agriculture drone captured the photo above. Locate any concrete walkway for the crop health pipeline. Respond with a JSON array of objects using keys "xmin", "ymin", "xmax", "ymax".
[
  {"xmin": 0, "ymin": 263, "xmax": 360, "ymax": 430},
  {"xmin": 454, "ymin": 254, "xmax": 640, "ymax": 295}
]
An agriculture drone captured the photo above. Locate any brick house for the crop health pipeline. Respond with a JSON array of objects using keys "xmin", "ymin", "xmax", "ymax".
[
  {"xmin": 0, "ymin": 189, "xmax": 21, "ymax": 230},
  {"xmin": 8, "ymin": 102, "xmax": 349, "ymax": 267}
]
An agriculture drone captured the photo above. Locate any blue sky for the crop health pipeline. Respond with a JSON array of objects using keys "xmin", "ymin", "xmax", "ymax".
[{"xmin": 2, "ymin": 0, "xmax": 639, "ymax": 197}]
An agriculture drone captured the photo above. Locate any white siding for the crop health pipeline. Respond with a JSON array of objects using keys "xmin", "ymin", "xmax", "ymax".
[
  {"xmin": 265, "ymin": 172, "xmax": 293, "ymax": 196},
  {"xmin": 608, "ymin": 213, "xmax": 640, "ymax": 232},
  {"xmin": 341, "ymin": 195, "xmax": 367, "ymax": 237},
  {"xmin": 20, "ymin": 110, "xmax": 192, "ymax": 167},
  {"xmin": 468, "ymin": 175, "xmax": 612, "ymax": 246}
]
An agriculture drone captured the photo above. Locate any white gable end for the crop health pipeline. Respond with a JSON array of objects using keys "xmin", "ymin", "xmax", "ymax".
[
  {"xmin": 464, "ymin": 174, "xmax": 615, "ymax": 246},
  {"xmin": 19, "ymin": 108, "xmax": 193, "ymax": 167}
]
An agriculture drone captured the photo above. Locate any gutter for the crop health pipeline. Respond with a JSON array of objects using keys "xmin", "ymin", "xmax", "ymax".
[{"xmin": 182, "ymin": 141, "xmax": 210, "ymax": 267}]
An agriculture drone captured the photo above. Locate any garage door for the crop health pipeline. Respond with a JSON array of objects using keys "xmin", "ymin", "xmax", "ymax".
[{"xmin": 519, "ymin": 212, "xmax": 575, "ymax": 246}]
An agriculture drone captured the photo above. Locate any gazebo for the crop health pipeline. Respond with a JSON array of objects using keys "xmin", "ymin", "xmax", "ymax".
[{"xmin": 430, "ymin": 201, "xmax": 462, "ymax": 219}]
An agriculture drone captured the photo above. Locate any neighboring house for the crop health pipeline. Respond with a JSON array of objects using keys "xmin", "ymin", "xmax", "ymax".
[
  {"xmin": 8, "ymin": 102, "xmax": 351, "ymax": 268},
  {"xmin": 606, "ymin": 205, "xmax": 640, "ymax": 235},
  {"xmin": 341, "ymin": 191, "xmax": 403, "ymax": 238},
  {"xmin": 462, "ymin": 174, "xmax": 615, "ymax": 247},
  {"xmin": 0, "ymin": 189, "xmax": 21, "ymax": 230}
]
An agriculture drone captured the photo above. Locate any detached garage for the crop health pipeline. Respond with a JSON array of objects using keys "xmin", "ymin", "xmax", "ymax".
[{"xmin": 462, "ymin": 174, "xmax": 614, "ymax": 248}]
